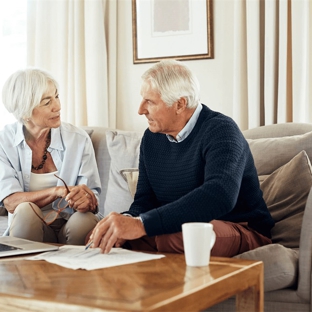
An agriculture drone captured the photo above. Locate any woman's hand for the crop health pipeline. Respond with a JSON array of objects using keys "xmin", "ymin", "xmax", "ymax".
[{"xmin": 64, "ymin": 185, "xmax": 98, "ymax": 213}]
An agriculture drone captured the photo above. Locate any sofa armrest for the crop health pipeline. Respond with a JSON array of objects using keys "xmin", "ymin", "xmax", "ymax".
[{"xmin": 297, "ymin": 187, "xmax": 312, "ymax": 301}]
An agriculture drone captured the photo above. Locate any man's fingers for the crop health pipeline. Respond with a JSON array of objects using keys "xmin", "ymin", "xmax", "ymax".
[{"xmin": 99, "ymin": 226, "xmax": 116, "ymax": 254}]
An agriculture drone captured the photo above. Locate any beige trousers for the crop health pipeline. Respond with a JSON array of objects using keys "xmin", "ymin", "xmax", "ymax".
[{"xmin": 9, "ymin": 202, "xmax": 99, "ymax": 245}]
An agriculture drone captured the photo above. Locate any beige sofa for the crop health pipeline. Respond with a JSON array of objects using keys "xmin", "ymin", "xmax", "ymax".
[{"xmin": 82, "ymin": 122, "xmax": 312, "ymax": 312}]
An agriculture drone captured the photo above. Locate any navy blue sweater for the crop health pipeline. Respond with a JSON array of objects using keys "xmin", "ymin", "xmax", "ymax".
[{"xmin": 128, "ymin": 105, "xmax": 275, "ymax": 238}]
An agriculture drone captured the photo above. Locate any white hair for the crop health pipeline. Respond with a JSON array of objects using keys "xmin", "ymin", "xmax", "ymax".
[
  {"xmin": 141, "ymin": 59, "xmax": 200, "ymax": 108},
  {"xmin": 1, "ymin": 68, "xmax": 59, "ymax": 123}
]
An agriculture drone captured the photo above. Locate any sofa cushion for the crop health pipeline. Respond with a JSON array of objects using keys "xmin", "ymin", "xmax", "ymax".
[
  {"xmin": 260, "ymin": 150, "xmax": 312, "ymax": 248},
  {"xmin": 234, "ymin": 244, "xmax": 298, "ymax": 292},
  {"xmin": 104, "ymin": 130, "xmax": 141, "ymax": 216},
  {"xmin": 247, "ymin": 131, "xmax": 312, "ymax": 175}
]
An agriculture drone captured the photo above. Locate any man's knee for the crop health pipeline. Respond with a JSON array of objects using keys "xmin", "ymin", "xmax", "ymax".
[{"xmin": 155, "ymin": 233, "xmax": 184, "ymax": 253}]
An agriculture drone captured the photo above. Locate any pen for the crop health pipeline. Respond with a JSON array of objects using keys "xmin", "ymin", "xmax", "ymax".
[{"xmin": 85, "ymin": 241, "xmax": 93, "ymax": 250}]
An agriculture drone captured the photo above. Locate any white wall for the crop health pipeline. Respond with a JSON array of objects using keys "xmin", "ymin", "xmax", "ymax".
[{"xmin": 116, "ymin": 0, "xmax": 236, "ymax": 132}]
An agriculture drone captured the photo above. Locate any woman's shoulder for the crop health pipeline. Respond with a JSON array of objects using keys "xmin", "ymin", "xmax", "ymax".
[
  {"xmin": 59, "ymin": 122, "xmax": 89, "ymax": 138},
  {"xmin": 0, "ymin": 122, "xmax": 19, "ymax": 140}
]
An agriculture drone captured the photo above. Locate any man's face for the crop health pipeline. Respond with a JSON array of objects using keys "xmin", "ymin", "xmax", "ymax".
[{"xmin": 138, "ymin": 86, "xmax": 179, "ymax": 136}]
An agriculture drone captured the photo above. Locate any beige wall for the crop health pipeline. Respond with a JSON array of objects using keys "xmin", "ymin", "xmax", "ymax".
[{"xmin": 116, "ymin": 0, "xmax": 236, "ymax": 132}]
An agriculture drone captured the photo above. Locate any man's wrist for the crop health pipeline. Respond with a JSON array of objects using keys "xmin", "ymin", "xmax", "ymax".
[
  {"xmin": 134, "ymin": 216, "xmax": 143, "ymax": 223},
  {"xmin": 134, "ymin": 216, "xmax": 147, "ymax": 235}
]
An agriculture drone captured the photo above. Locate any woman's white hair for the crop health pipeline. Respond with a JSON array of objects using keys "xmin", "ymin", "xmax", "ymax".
[
  {"xmin": 1, "ymin": 67, "xmax": 59, "ymax": 123},
  {"xmin": 141, "ymin": 59, "xmax": 201, "ymax": 108}
]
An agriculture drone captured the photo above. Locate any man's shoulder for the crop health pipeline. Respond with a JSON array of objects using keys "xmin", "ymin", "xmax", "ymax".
[{"xmin": 199, "ymin": 106, "xmax": 240, "ymax": 134}]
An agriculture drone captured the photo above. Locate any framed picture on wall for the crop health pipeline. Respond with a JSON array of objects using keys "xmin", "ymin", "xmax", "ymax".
[{"xmin": 132, "ymin": 0, "xmax": 213, "ymax": 64}]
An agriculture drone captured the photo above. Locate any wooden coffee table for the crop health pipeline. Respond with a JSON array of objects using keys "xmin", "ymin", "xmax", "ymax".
[{"xmin": 0, "ymin": 253, "xmax": 263, "ymax": 312}]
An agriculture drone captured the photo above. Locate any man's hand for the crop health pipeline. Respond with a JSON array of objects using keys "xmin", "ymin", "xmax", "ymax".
[{"xmin": 88, "ymin": 212, "xmax": 146, "ymax": 253}]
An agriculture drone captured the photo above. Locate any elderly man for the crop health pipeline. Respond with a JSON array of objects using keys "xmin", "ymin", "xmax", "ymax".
[{"xmin": 89, "ymin": 60, "xmax": 274, "ymax": 256}]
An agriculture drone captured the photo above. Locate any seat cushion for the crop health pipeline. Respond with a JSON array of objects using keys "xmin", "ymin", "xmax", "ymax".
[{"xmin": 234, "ymin": 244, "xmax": 298, "ymax": 292}]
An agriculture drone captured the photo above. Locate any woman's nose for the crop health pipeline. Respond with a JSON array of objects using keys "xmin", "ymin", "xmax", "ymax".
[{"xmin": 52, "ymin": 98, "xmax": 61, "ymax": 111}]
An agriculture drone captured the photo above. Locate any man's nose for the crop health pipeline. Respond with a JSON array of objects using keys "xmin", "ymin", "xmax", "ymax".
[{"xmin": 138, "ymin": 101, "xmax": 146, "ymax": 115}]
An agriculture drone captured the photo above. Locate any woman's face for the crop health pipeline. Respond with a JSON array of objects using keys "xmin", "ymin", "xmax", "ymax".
[{"xmin": 30, "ymin": 82, "xmax": 61, "ymax": 129}]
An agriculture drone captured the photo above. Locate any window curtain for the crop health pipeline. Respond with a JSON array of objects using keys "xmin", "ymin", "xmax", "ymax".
[
  {"xmin": 233, "ymin": 0, "xmax": 312, "ymax": 130},
  {"xmin": 27, "ymin": 0, "xmax": 117, "ymax": 127}
]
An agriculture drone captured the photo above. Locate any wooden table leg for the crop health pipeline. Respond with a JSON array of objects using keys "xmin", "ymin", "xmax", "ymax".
[{"xmin": 235, "ymin": 263, "xmax": 264, "ymax": 312}]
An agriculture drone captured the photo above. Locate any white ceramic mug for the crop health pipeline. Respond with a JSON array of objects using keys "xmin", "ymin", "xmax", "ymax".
[{"xmin": 182, "ymin": 222, "xmax": 216, "ymax": 267}]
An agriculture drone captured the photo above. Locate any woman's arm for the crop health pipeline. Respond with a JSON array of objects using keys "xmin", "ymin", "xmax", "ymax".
[{"xmin": 3, "ymin": 186, "xmax": 67, "ymax": 214}]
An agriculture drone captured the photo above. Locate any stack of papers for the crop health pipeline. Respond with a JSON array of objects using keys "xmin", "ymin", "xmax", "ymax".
[{"xmin": 27, "ymin": 245, "xmax": 165, "ymax": 270}]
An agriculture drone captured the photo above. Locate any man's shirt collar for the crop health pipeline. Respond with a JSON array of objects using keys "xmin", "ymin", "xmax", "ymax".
[{"xmin": 167, "ymin": 104, "xmax": 202, "ymax": 143}]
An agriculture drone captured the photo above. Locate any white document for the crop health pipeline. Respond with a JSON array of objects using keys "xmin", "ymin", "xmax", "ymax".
[{"xmin": 26, "ymin": 245, "xmax": 165, "ymax": 270}]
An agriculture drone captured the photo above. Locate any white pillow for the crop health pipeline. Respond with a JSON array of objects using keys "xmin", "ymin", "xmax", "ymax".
[{"xmin": 104, "ymin": 130, "xmax": 141, "ymax": 216}]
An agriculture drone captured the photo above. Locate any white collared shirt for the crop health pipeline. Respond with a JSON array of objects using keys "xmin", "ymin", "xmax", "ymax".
[
  {"xmin": 166, "ymin": 104, "xmax": 203, "ymax": 143},
  {"xmin": 0, "ymin": 121, "xmax": 101, "ymax": 219}
]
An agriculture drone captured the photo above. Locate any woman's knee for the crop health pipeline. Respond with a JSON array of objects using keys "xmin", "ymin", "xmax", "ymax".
[
  {"xmin": 10, "ymin": 202, "xmax": 44, "ymax": 241},
  {"xmin": 60, "ymin": 212, "xmax": 99, "ymax": 245}
]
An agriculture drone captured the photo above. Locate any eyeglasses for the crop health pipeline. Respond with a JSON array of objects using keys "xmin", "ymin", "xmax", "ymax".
[{"xmin": 30, "ymin": 174, "xmax": 70, "ymax": 225}]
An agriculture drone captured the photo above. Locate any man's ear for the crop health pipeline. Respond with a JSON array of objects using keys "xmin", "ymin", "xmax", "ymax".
[{"xmin": 176, "ymin": 97, "xmax": 187, "ymax": 114}]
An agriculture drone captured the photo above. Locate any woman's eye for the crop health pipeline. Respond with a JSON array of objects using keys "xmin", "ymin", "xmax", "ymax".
[{"xmin": 56, "ymin": 94, "xmax": 59, "ymax": 99}]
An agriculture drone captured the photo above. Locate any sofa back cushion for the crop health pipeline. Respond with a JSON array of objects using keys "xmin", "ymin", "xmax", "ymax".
[
  {"xmin": 247, "ymin": 131, "xmax": 312, "ymax": 175},
  {"xmin": 260, "ymin": 150, "xmax": 312, "ymax": 248}
]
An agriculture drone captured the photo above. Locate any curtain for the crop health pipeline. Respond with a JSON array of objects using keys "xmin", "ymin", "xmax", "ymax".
[
  {"xmin": 27, "ymin": 0, "xmax": 117, "ymax": 128},
  {"xmin": 233, "ymin": 0, "xmax": 312, "ymax": 130}
]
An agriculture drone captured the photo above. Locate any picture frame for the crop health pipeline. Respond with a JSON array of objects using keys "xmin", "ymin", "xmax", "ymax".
[{"xmin": 132, "ymin": 0, "xmax": 213, "ymax": 64}]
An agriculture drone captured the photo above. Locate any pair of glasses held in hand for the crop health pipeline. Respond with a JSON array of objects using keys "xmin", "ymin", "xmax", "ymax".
[{"xmin": 29, "ymin": 174, "xmax": 70, "ymax": 225}]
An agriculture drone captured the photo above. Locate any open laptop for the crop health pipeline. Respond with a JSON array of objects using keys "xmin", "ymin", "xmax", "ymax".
[{"xmin": 0, "ymin": 236, "xmax": 59, "ymax": 258}]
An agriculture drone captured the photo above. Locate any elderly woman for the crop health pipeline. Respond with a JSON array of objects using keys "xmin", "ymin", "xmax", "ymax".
[{"xmin": 0, "ymin": 68, "xmax": 101, "ymax": 244}]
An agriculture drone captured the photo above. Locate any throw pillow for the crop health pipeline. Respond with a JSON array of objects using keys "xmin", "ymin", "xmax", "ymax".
[
  {"xmin": 104, "ymin": 130, "xmax": 142, "ymax": 216},
  {"xmin": 234, "ymin": 244, "xmax": 298, "ymax": 292},
  {"xmin": 247, "ymin": 130, "xmax": 312, "ymax": 175},
  {"xmin": 260, "ymin": 150, "xmax": 312, "ymax": 248},
  {"xmin": 120, "ymin": 168, "xmax": 139, "ymax": 199}
]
